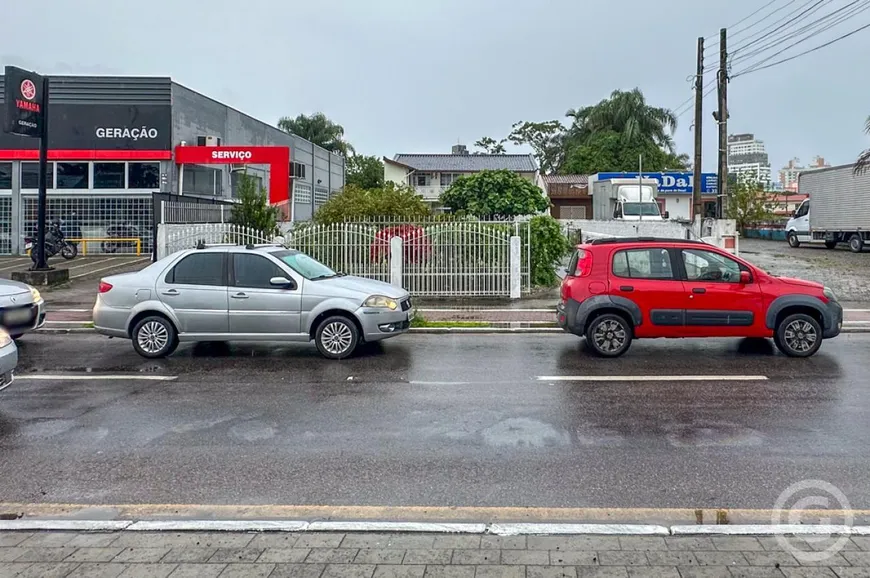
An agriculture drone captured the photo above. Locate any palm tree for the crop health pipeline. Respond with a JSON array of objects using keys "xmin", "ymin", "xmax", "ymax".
[
  {"xmin": 854, "ymin": 115, "xmax": 870, "ymax": 175},
  {"xmin": 566, "ymin": 88, "xmax": 678, "ymax": 153},
  {"xmin": 277, "ymin": 112, "xmax": 354, "ymax": 156}
]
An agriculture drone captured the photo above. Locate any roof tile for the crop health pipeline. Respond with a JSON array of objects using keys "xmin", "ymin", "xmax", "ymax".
[{"xmin": 392, "ymin": 153, "xmax": 538, "ymax": 172}]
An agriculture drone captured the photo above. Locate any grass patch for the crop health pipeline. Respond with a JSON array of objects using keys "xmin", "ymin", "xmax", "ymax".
[{"xmin": 410, "ymin": 313, "xmax": 490, "ymax": 329}]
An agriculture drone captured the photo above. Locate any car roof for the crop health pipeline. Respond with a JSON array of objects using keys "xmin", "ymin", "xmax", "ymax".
[
  {"xmin": 185, "ymin": 244, "xmax": 299, "ymax": 255},
  {"xmin": 586, "ymin": 237, "xmax": 706, "ymax": 246}
]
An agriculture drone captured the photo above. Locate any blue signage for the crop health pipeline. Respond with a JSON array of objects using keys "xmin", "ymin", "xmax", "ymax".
[{"xmin": 594, "ymin": 172, "xmax": 718, "ymax": 194}]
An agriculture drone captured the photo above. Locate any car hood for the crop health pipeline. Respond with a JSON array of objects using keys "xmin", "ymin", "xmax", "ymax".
[
  {"xmin": 312, "ymin": 275, "xmax": 408, "ymax": 299},
  {"xmin": 0, "ymin": 280, "xmax": 32, "ymax": 298},
  {"xmin": 774, "ymin": 276, "xmax": 824, "ymax": 290}
]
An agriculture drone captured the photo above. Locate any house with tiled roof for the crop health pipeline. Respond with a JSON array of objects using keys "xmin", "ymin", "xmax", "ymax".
[
  {"xmin": 538, "ymin": 174, "xmax": 591, "ymax": 220},
  {"xmin": 384, "ymin": 144, "xmax": 539, "ymax": 206}
]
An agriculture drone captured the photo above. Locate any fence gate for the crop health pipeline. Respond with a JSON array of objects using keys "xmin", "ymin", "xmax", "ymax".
[{"xmin": 285, "ymin": 223, "xmax": 390, "ymax": 283}]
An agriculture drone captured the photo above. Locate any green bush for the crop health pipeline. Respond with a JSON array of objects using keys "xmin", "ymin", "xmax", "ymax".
[
  {"xmin": 313, "ymin": 182, "xmax": 431, "ymax": 224},
  {"xmin": 528, "ymin": 215, "xmax": 570, "ymax": 287}
]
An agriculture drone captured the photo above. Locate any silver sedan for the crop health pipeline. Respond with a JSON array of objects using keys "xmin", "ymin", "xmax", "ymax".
[
  {"xmin": 0, "ymin": 280, "xmax": 46, "ymax": 339},
  {"xmin": 0, "ymin": 329, "xmax": 18, "ymax": 393},
  {"xmin": 93, "ymin": 245, "xmax": 413, "ymax": 359}
]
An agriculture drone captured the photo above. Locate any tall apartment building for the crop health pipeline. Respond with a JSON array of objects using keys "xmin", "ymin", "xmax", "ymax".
[
  {"xmin": 779, "ymin": 156, "xmax": 830, "ymax": 191},
  {"xmin": 728, "ymin": 133, "xmax": 771, "ymax": 186}
]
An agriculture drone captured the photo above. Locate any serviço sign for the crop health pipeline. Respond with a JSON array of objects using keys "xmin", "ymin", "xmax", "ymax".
[
  {"xmin": 211, "ymin": 150, "xmax": 253, "ymax": 161},
  {"xmin": 3, "ymin": 65, "xmax": 45, "ymax": 138}
]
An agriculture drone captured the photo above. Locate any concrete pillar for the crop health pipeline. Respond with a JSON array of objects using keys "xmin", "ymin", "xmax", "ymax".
[
  {"xmin": 390, "ymin": 236, "xmax": 403, "ymax": 289},
  {"xmin": 10, "ymin": 160, "xmax": 20, "ymax": 255},
  {"xmin": 510, "ymin": 235, "xmax": 521, "ymax": 299}
]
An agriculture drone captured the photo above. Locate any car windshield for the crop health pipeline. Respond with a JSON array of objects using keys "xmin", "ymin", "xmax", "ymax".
[
  {"xmin": 622, "ymin": 202, "xmax": 661, "ymax": 216},
  {"xmin": 272, "ymin": 250, "xmax": 338, "ymax": 280}
]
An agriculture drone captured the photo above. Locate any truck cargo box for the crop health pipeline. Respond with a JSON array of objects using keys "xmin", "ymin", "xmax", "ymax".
[{"xmin": 800, "ymin": 164, "xmax": 870, "ymax": 231}]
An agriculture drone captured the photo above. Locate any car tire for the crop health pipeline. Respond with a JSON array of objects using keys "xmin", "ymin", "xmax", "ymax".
[
  {"xmin": 849, "ymin": 234, "xmax": 864, "ymax": 253},
  {"xmin": 315, "ymin": 315, "xmax": 360, "ymax": 360},
  {"xmin": 787, "ymin": 232, "xmax": 801, "ymax": 248},
  {"xmin": 774, "ymin": 313, "xmax": 822, "ymax": 358},
  {"xmin": 585, "ymin": 313, "xmax": 632, "ymax": 358},
  {"xmin": 131, "ymin": 315, "xmax": 179, "ymax": 359},
  {"xmin": 824, "ymin": 240, "xmax": 837, "ymax": 250}
]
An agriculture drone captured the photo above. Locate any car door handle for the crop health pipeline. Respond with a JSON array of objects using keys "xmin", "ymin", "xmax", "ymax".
[
  {"xmin": 692, "ymin": 288, "xmax": 706, "ymax": 294},
  {"xmin": 231, "ymin": 292, "xmax": 248, "ymax": 299},
  {"xmin": 619, "ymin": 286, "xmax": 634, "ymax": 292},
  {"xmin": 161, "ymin": 289, "xmax": 179, "ymax": 296}
]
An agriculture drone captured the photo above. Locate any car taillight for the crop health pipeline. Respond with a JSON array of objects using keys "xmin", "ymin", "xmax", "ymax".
[
  {"xmin": 575, "ymin": 249, "xmax": 593, "ymax": 277},
  {"xmin": 98, "ymin": 281, "xmax": 113, "ymax": 293}
]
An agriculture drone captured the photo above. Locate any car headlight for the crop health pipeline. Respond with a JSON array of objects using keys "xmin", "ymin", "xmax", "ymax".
[
  {"xmin": 0, "ymin": 329, "xmax": 11, "ymax": 349},
  {"xmin": 364, "ymin": 295, "xmax": 398, "ymax": 310},
  {"xmin": 823, "ymin": 287, "xmax": 837, "ymax": 302},
  {"xmin": 30, "ymin": 286, "xmax": 41, "ymax": 303}
]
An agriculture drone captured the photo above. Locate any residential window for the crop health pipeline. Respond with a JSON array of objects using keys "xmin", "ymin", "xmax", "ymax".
[
  {"xmin": 94, "ymin": 163, "xmax": 126, "ymax": 189},
  {"xmin": 166, "ymin": 253, "xmax": 225, "ymax": 286},
  {"xmin": 129, "ymin": 162, "xmax": 160, "ymax": 189},
  {"xmin": 415, "ymin": 173, "xmax": 431, "ymax": 187},
  {"xmin": 21, "ymin": 162, "xmax": 54, "ymax": 189},
  {"xmin": 56, "ymin": 162, "xmax": 90, "ymax": 189},
  {"xmin": 0, "ymin": 163, "xmax": 11, "ymax": 189},
  {"xmin": 440, "ymin": 173, "xmax": 459, "ymax": 187},
  {"xmin": 612, "ymin": 248, "xmax": 674, "ymax": 280}
]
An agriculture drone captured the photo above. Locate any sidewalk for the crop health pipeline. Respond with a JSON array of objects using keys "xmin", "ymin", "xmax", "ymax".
[{"xmin": 1, "ymin": 529, "xmax": 868, "ymax": 577}]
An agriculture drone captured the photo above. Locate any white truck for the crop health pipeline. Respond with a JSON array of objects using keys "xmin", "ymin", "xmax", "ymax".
[
  {"xmin": 786, "ymin": 164, "xmax": 870, "ymax": 253},
  {"xmin": 590, "ymin": 177, "xmax": 665, "ymax": 221}
]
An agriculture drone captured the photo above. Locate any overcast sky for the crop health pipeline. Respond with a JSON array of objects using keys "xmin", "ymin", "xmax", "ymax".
[{"xmin": 3, "ymin": 0, "xmax": 869, "ymax": 173}]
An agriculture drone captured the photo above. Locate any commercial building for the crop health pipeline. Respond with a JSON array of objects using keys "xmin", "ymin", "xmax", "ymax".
[
  {"xmin": 728, "ymin": 133, "xmax": 771, "ymax": 186},
  {"xmin": 384, "ymin": 145, "xmax": 539, "ymax": 208},
  {"xmin": 588, "ymin": 172, "xmax": 718, "ymax": 221},
  {"xmin": 779, "ymin": 156, "xmax": 829, "ymax": 191},
  {"xmin": 0, "ymin": 75, "xmax": 344, "ymax": 255}
]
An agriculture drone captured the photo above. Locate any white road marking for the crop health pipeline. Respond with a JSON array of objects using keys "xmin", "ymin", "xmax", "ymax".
[
  {"xmin": 16, "ymin": 374, "xmax": 177, "ymax": 381},
  {"xmin": 410, "ymin": 381, "xmax": 472, "ymax": 385},
  {"xmin": 537, "ymin": 375, "xmax": 769, "ymax": 382},
  {"xmin": 490, "ymin": 523, "xmax": 669, "ymax": 536},
  {"xmin": 67, "ymin": 257, "xmax": 116, "ymax": 270},
  {"xmin": 844, "ymin": 309, "xmax": 870, "ymax": 312}
]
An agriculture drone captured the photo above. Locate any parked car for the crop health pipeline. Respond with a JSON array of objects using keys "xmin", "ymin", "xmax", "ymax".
[
  {"xmin": 0, "ymin": 280, "xmax": 46, "ymax": 339},
  {"xmin": 557, "ymin": 237, "xmax": 842, "ymax": 358},
  {"xmin": 0, "ymin": 329, "xmax": 17, "ymax": 393},
  {"xmin": 93, "ymin": 244, "xmax": 413, "ymax": 360}
]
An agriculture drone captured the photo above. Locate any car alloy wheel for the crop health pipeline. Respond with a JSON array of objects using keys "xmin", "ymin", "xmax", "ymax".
[
  {"xmin": 775, "ymin": 313, "xmax": 822, "ymax": 358},
  {"xmin": 131, "ymin": 316, "xmax": 179, "ymax": 359},
  {"xmin": 586, "ymin": 314, "xmax": 632, "ymax": 358},
  {"xmin": 315, "ymin": 315, "xmax": 360, "ymax": 360}
]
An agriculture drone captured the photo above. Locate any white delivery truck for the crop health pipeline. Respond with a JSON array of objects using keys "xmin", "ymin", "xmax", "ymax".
[
  {"xmin": 590, "ymin": 177, "xmax": 665, "ymax": 221},
  {"xmin": 786, "ymin": 164, "xmax": 870, "ymax": 253}
]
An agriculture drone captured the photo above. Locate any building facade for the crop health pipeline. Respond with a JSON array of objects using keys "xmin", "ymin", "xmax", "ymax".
[
  {"xmin": 539, "ymin": 175, "xmax": 591, "ymax": 219},
  {"xmin": 728, "ymin": 133, "xmax": 771, "ymax": 186},
  {"xmin": 0, "ymin": 75, "xmax": 344, "ymax": 255},
  {"xmin": 588, "ymin": 172, "xmax": 718, "ymax": 221},
  {"xmin": 779, "ymin": 156, "xmax": 829, "ymax": 191},
  {"xmin": 384, "ymin": 145, "xmax": 539, "ymax": 207}
]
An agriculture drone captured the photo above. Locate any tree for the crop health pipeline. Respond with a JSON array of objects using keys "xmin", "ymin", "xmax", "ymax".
[
  {"xmin": 313, "ymin": 182, "xmax": 431, "ymax": 224},
  {"xmin": 277, "ymin": 112, "xmax": 354, "ymax": 156},
  {"xmin": 726, "ymin": 176, "xmax": 775, "ymax": 231},
  {"xmin": 529, "ymin": 215, "xmax": 571, "ymax": 287},
  {"xmin": 507, "ymin": 120, "xmax": 566, "ymax": 174},
  {"xmin": 473, "ymin": 136, "xmax": 507, "ymax": 154},
  {"xmin": 346, "ymin": 154, "xmax": 385, "ymax": 189},
  {"xmin": 231, "ymin": 173, "xmax": 279, "ymax": 235},
  {"xmin": 440, "ymin": 170, "xmax": 549, "ymax": 219},
  {"xmin": 560, "ymin": 130, "xmax": 690, "ymax": 175},
  {"xmin": 854, "ymin": 115, "xmax": 870, "ymax": 175}
]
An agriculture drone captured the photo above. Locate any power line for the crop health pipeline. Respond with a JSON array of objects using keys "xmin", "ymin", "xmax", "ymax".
[
  {"xmin": 674, "ymin": 80, "xmax": 717, "ymax": 120},
  {"xmin": 705, "ymin": 0, "xmax": 792, "ymax": 45},
  {"xmin": 732, "ymin": 19, "xmax": 870, "ymax": 76}
]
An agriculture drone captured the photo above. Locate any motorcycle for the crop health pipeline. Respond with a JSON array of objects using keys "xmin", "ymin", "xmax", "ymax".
[
  {"xmin": 26, "ymin": 221, "xmax": 78, "ymax": 262},
  {"xmin": 102, "ymin": 222, "xmax": 140, "ymax": 253}
]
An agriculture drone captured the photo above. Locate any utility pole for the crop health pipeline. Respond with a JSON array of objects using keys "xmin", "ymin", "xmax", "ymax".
[
  {"xmin": 692, "ymin": 36, "xmax": 704, "ymax": 225},
  {"xmin": 716, "ymin": 27, "xmax": 729, "ymax": 219}
]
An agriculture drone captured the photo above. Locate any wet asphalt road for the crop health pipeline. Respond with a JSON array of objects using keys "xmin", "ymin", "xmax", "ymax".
[{"xmin": 1, "ymin": 332, "xmax": 869, "ymax": 511}]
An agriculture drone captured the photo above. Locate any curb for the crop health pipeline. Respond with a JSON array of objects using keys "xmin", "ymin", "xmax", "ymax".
[{"xmin": 0, "ymin": 519, "xmax": 869, "ymax": 536}]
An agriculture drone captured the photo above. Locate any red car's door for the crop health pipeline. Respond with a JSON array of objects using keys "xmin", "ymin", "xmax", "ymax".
[
  {"xmin": 608, "ymin": 246, "xmax": 687, "ymax": 338},
  {"xmin": 678, "ymin": 247, "xmax": 766, "ymax": 337}
]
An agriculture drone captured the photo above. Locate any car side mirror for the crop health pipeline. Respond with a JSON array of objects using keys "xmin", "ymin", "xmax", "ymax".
[
  {"xmin": 270, "ymin": 276, "xmax": 295, "ymax": 289},
  {"xmin": 739, "ymin": 271, "xmax": 752, "ymax": 284},
  {"xmin": 663, "ymin": 211, "xmax": 669, "ymax": 219}
]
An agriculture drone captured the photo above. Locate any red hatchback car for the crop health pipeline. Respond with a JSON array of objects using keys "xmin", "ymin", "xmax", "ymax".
[{"xmin": 557, "ymin": 238, "xmax": 842, "ymax": 358}]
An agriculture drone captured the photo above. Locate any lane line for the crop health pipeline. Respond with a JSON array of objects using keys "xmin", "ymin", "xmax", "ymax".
[
  {"xmin": 537, "ymin": 375, "xmax": 769, "ymax": 382},
  {"xmin": 66, "ymin": 257, "xmax": 116, "ymax": 270},
  {"xmin": 16, "ymin": 374, "xmax": 177, "ymax": 381}
]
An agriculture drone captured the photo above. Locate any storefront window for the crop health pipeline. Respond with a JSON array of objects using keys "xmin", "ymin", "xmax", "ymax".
[
  {"xmin": 94, "ymin": 163, "xmax": 126, "ymax": 189},
  {"xmin": 0, "ymin": 163, "xmax": 11, "ymax": 189},
  {"xmin": 57, "ymin": 163, "xmax": 90, "ymax": 189},
  {"xmin": 21, "ymin": 162, "xmax": 54, "ymax": 189},
  {"xmin": 183, "ymin": 165, "xmax": 222, "ymax": 196},
  {"xmin": 128, "ymin": 163, "xmax": 160, "ymax": 189}
]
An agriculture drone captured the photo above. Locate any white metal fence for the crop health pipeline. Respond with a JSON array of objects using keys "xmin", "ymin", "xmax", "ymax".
[
  {"xmin": 157, "ymin": 223, "xmax": 276, "ymax": 258},
  {"xmin": 160, "ymin": 200, "xmax": 236, "ymax": 224}
]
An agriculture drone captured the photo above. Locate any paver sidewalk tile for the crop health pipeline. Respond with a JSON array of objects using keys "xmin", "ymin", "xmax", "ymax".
[
  {"xmin": 161, "ymin": 548, "xmax": 218, "ymax": 563},
  {"xmin": 0, "ymin": 562, "xmax": 32, "ymax": 576},
  {"xmin": 296, "ymin": 535, "xmax": 347, "ymax": 549},
  {"xmin": 474, "ymin": 565, "xmax": 526, "ymax": 578},
  {"xmin": 500, "ymin": 549, "xmax": 550, "ymax": 565},
  {"xmin": 549, "ymin": 551, "xmax": 598, "ymax": 566},
  {"xmin": 830, "ymin": 569, "xmax": 870, "ymax": 578},
  {"xmin": 712, "ymin": 539, "xmax": 764, "ymax": 552},
  {"xmin": 843, "ymin": 552, "xmax": 870, "ymax": 566},
  {"xmin": 780, "ymin": 569, "xmax": 839, "ymax": 578},
  {"xmin": 450, "ymin": 550, "xmax": 500, "ymax": 565},
  {"xmin": 618, "ymin": 538, "xmax": 667, "ymax": 551},
  {"xmin": 14, "ymin": 562, "xmax": 82, "ymax": 577},
  {"xmin": 306, "ymin": 548, "xmax": 361, "ymax": 564},
  {"xmin": 207, "ymin": 548, "xmax": 263, "ymax": 564},
  {"xmin": 18, "ymin": 532, "xmax": 80, "ymax": 548},
  {"xmin": 247, "ymin": 535, "xmax": 300, "ymax": 549},
  {"xmin": 64, "ymin": 547, "xmax": 125, "ymax": 562},
  {"xmin": 480, "ymin": 537, "xmax": 526, "ymax": 551},
  {"xmin": 575, "ymin": 568, "xmax": 629, "ymax": 578},
  {"xmin": 167, "ymin": 563, "xmax": 226, "ymax": 577},
  {"xmin": 257, "ymin": 548, "xmax": 313, "ymax": 563},
  {"xmin": 68, "ymin": 534, "xmax": 122, "ymax": 548},
  {"xmin": 404, "ymin": 550, "xmax": 453, "ymax": 565},
  {"xmin": 694, "ymin": 552, "xmax": 750, "ymax": 567},
  {"xmin": 666, "ymin": 539, "xmax": 716, "ymax": 552},
  {"xmin": 270, "ymin": 563, "xmax": 327, "ymax": 578},
  {"xmin": 726, "ymin": 568, "xmax": 786, "ymax": 577},
  {"xmin": 677, "ymin": 567, "xmax": 731, "ymax": 578},
  {"xmin": 432, "ymin": 537, "xmax": 481, "ymax": 550},
  {"xmin": 0, "ymin": 532, "xmax": 34, "ymax": 547},
  {"xmin": 343, "ymin": 536, "xmax": 435, "ymax": 550},
  {"xmin": 112, "ymin": 548, "xmax": 171, "ymax": 563},
  {"xmin": 373, "ymin": 564, "xmax": 426, "ymax": 578},
  {"xmin": 15, "ymin": 547, "xmax": 75, "ymax": 562},
  {"xmin": 354, "ymin": 549, "xmax": 407, "ymax": 564},
  {"xmin": 597, "ymin": 552, "xmax": 648, "ymax": 567},
  {"xmin": 526, "ymin": 566, "xmax": 577, "ymax": 578},
  {"xmin": 796, "ymin": 553, "xmax": 850, "ymax": 567},
  {"xmin": 627, "ymin": 567, "xmax": 680, "ymax": 578},
  {"xmin": 321, "ymin": 563, "xmax": 376, "ymax": 578},
  {"xmin": 646, "ymin": 552, "xmax": 699, "ymax": 566},
  {"xmin": 852, "ymin": 538, "xmax": 870, "ymax": 552},
  {"xmin": 218, "ymin": 563, "xmax": 275, "ymax": 577},
  {"xmin": 743, "ymin": 552, "xmax": 801, "ymax": 566},
  {"xmin": 423, "ymin": 565, "xmax": 476, "ymax": 578},
  {"xmin": 67, "ymin": 562, "xmax": 130, "ymax": 578},
  {"xmin": 0, "ymin": 547, "xmax": 26, "ymax": 561},
  {"xmin": 529, "ymin": 537, "xmax": 620, "ymax": 552},
  {"xmin": 117, "ymin": 564, "xmax": 178, "ymax": 578}
]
